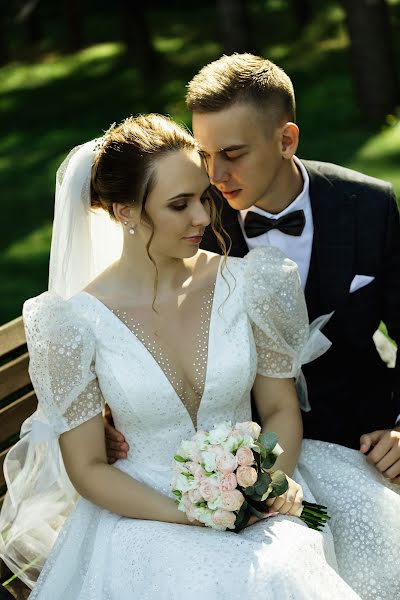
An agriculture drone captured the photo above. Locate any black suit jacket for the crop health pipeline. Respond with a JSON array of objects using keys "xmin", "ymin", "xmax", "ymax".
[{"xmin": 201, "ymin": 160, "xmax": 400, "ymax": 448}]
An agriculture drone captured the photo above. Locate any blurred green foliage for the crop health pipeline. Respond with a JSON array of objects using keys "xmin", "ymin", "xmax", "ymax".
[{"xmin": 0, "ymin": 0, "xmax": 399, "ymax": 323}]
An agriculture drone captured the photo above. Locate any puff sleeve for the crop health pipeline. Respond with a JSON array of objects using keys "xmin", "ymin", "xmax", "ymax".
[
  {"xmin": 244, "ymin": 247, "xmax": 332, "ymax": 409},
  {"xmin": 23, "ymin": 291, "xmax": 104, "ymax": 434},
  {"xmin": 0, "ymin": 292, "xmax": 104, "ymax": 588}
]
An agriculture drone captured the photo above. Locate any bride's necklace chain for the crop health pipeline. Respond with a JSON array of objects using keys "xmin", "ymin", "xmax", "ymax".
[{"xmin": 111, "ymin": 283, "xmax": 215, "ymax": 428}]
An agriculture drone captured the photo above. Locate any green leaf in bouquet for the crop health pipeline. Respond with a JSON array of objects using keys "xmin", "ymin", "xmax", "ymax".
[
  {"xmin": 260, "ymin": 484, "xmax": 273, "ymax": 502},
  {"xmin": 243, "ymin": 485, "xmax": 255, "ymax": 495},
  {"xmin": 269, "ymin": 470, "xmax": 288, "ymax": 497},
  {"xmin": 258, "ymin": 432, "xmax": 279, "ymax": 453},
  {"xmin": 254, "ymin": 472, "xmax": 272, "ymax": 496},
  {"xmin": 254, "ymin": 442, "xmax": 267, "ymax": 460},
  {"xmin": 174, "ymin": 455, "xmax": 188, "ymax": 463},
  {"xmin": 234, "ymin": 502, "xmax": 251, "ymax": 532},
  {"xmin": 172, "ymin": 490, "xmax": 182, "ymax": 499},
  {"xmin": 262, "ymin": 453, "xmax": 277, "ymax": 470},
  {"xmin": 249, "ymin": 505, "xmax": 266, "ymax": 520},
  {"xmin": 181, "ymin": 472, "xmax": 194, "ymax": 480}
]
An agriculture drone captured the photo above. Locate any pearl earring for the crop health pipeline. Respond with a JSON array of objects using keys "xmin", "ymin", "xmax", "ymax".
[{"xmin": 123, "ymin": 220, "xmax": 135, "ymax": 235}]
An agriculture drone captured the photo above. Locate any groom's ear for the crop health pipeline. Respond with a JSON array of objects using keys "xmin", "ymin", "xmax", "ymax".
[{"xmin": 280, "ymin": 122, "xmax": 299, "ymax": 159}]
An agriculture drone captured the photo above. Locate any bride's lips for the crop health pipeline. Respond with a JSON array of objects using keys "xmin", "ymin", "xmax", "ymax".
[{"xmin": 182, "ymin": 235, "xmax": 203, "ymax": 244}]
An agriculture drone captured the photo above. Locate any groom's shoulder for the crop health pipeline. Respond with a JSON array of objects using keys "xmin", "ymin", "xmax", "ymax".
[{"xmin": 301, "ymin": 159, "xmax": 393, "ymax": 197}]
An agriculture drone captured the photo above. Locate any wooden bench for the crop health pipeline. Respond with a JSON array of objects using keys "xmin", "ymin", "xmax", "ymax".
[{"xmin": 0, "ymin": 316, "xmax": 36, "ymax": 599}]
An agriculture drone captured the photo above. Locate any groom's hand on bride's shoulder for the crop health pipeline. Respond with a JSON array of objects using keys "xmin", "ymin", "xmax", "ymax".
[
  {"xmin": 103, "ymin": 404, "xmax": 129, "ymax": 464},
  {"xmin": 360, "ymin": 428, "xmax": 400, "ymax": 484}
]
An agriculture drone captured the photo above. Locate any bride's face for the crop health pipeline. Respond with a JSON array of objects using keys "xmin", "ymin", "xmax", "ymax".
[{"xmin": 140, "ymin": 149, "xmax": 211, "ymax": 259}]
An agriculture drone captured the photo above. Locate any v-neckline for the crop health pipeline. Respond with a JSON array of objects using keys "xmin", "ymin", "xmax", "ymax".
[{"xmin": 77, "ymin": 256, "xmax": 224, "ymax": 431}]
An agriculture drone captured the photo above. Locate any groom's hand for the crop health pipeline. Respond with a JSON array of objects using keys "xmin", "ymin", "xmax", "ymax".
[
  {"xmin": 103, "ymin": 404, "xmax": 129, "ymax": 464},
  {"xmin": 360, "ymin": 428, "xmax": 400, "ymax": 484}
]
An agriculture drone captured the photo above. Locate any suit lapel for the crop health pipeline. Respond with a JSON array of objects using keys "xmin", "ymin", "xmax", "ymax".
[{"xmin": 304, "ymin": 161, "xmax": 356, "ymax": 316}]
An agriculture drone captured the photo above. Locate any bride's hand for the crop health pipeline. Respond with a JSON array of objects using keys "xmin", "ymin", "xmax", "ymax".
[{"xmin": 265, "ymin": 476, "xmax": 303, "ymax": 517}]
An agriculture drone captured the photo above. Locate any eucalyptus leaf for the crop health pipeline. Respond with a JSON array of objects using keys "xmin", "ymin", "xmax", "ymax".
[
  {"xmin": 269, "ymin": 470, "xmax": 288, "ymax": 497},
  {"xmin": 255, "ymin": 472, "xmax": 271, "ymax": 496},
  {"xmin": 258, "ymin": 432, "xmax": 278, "ymax": 453},
  {"xmin": 262, "ymin": 454, "xmax": 277, "ymax": 470}
]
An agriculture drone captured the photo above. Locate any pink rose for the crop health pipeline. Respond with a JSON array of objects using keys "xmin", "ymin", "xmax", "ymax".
[
  {"xmin": 236, "ymin": 446, "xmax": 254, "ymax": 467},
  {"xmin": 212, "ymin": 509, "xmax": 237, "ymax": 529},
  {"xmin": 216, "ymin": 450, "xmax": 238, "ymax": 474},
  {"xmin": 219, "ymin": 472, "xmax": 237, "ymax": 492},
  {"xmin": 199, "ymin": 480, "xmax": 220, "ymax": 502},
  {"xmin": 219, "ymin": 489, "xmax": 245, "ymax": 512},
  {"xmin": 236, "ymin": 466, "xmax": 258, "ymax": 488}
]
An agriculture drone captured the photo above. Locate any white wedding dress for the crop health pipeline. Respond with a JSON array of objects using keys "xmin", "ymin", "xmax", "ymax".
[{"xmin": 1, "ymin": 247, "xmax": 399, "ymax": 599}]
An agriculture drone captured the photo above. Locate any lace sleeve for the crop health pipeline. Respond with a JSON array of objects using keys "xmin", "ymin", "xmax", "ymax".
[
  {"xmin": 23, "ymin": 292, "xmax": 104, "ymax": 433},
  {"xmin": 244, "ymin": 247, "xmax": 310, "ymax": 378},
  {"xmin": 0, "ymin": 293, "xmax": 104, "ymax": 588},
  {"xmin": 243, "ymin": 247, "xmax": 332, "ymax": 412}
]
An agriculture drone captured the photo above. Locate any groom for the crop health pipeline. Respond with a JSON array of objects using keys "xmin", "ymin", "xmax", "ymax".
[
  {"xmin": 106, "ymin": 53, "xmax": 400, "ymax": 482},
  {"xmin": 186, "ymin": 53, "xmax": 400, "ymax": 478}
]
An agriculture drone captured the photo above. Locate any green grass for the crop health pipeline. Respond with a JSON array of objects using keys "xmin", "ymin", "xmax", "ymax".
[{"xmin": 0, "ymin": 2, "xmax": 399, "ymax": 323}]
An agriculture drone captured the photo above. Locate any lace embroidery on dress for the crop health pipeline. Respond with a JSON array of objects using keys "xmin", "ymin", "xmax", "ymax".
[
  {"xmin": 112, "ymin": 283, "xmax": 216, "ymax": 429},
  {"xmin": 63, "ymin": 376, "xmax": 103, "ymax": 429}
]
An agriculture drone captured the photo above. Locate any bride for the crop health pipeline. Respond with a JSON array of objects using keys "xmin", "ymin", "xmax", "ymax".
[{"xmin": 0, "ymin": 114, "xmax": 376, "ymax": 599}]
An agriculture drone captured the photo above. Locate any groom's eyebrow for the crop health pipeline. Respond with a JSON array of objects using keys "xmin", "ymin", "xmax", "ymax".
[{"xmin": 201, "ymin": 144, "xmax": 248, "ymax": 156}]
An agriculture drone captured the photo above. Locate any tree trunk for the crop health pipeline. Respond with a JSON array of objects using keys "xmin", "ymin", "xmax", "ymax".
[
  {"xmin": 216, "ymin": 0, "xmax": 254, "ymax": 54},
  {"xmin": 65, "ymin": 0, "xmax": 83, "ymax": 52},
  {"xmin": 121, "ymin": 1, "xmax": 157, "ymax": 74},
  {"xmin": 342, "ymin": 0, "xmax": 399, "ymax": 120},
  {"xmin": 290, "ymin": 0, "xmax": 313, "ymax": 30}
]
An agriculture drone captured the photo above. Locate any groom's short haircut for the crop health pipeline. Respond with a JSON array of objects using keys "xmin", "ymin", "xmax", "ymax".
[{"xmin": 186, "ymin": 53, "xmax": 296, "ymax": 128}]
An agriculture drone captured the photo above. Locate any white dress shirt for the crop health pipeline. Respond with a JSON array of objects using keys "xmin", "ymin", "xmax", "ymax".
[{"xmin": 239, "ymin": 156, "xmax": 313, "ymax": 289}]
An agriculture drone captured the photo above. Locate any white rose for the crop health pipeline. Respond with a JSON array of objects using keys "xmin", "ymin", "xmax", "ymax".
[
  {"xmin": 173, "ymin": 473, "xmax": 198, "ymax": 494},
  {"xmin": 180, "ymin": 440, "xmax": 202, "ymax": 462},
  {"xmin": 235, "ymin": 421, "xmax": 261, "ymax": 440},
  {"xmin": 222, "ymin": 431, "xmax": 243, "ymax": 453},
  {"xmin": 202, "ymin": 448, "xmax": 220, "ymax": 472},
  {"xmin": 208, "ymin": 421, "xmax": 232, "ymax": 445}
]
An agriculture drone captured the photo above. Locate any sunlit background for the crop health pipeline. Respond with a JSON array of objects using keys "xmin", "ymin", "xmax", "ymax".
[{"xmin": 1, "ymin": 0, "xmax": 399, "ymax": 324}]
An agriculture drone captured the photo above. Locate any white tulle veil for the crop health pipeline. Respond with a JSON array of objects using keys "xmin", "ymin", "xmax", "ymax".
[
  {"xmin": 0, "ymin": 138, "xmax": 124, "ymax": 589},
  {"xmin": 49, "ymin": 139, "xmax": 123, "ymax": 299}
]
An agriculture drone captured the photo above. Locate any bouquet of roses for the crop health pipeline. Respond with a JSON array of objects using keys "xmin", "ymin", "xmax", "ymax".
[{"xmin": 171, "ymin": 421, "xmax": 330, "ymax": 532}]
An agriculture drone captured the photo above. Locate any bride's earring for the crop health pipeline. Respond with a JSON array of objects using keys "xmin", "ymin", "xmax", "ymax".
[{"xmin": 123, "ymin": 221, "xmax": 136, "ymax": 235}]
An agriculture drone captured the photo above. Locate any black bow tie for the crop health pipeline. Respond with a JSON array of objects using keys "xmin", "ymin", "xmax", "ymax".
[{"xmin": 243, "ymin": 209, "xmax": 306, "ymax": 238}]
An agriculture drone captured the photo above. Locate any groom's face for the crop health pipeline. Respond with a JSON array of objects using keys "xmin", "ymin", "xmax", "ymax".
[{"xmin": 192, "ymin": 102, "xmax": 285, "ymax": 212}]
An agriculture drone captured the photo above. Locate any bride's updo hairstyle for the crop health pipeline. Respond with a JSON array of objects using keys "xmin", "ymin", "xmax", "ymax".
[{"xmin": 90, "ymin": 114, "xmax": 229, "ymax": 257}]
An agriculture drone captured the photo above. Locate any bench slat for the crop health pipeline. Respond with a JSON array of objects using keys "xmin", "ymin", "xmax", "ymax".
[
  {"xmin": 0, "ymin": 317, "xmax": 26, "ymax": 358},
  {"xmin": 0, "ymin": 353, "xmax": 31, "ymax": 402},
  {"xmin": 0, "ymin": 391, "xmax": 37, "ymax": 446},
  {"xmin": 0, "ymin": 448, "xmax": 8, "ymax": 488}
]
